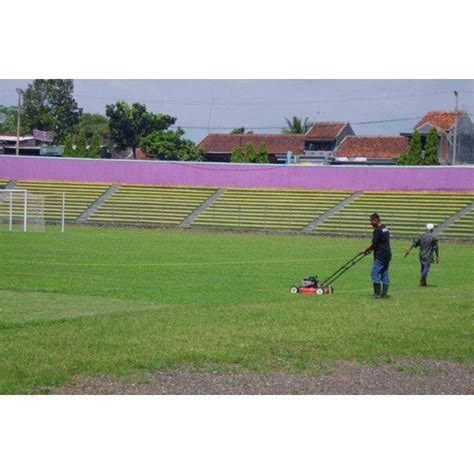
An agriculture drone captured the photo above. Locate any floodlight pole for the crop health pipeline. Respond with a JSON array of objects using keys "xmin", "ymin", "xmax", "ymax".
[{"xmin": 15, "ymin": 88, "xmax": 23, "ymax": 156}]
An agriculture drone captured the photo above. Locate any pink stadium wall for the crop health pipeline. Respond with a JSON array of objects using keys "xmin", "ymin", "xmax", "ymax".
[{"xmin": 1, "ymin": 155, "xmax": 473, "ymax": 191}]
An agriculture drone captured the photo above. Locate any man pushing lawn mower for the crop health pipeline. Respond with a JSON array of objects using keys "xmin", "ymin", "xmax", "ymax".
[
  {"xmin": 362, "ymin": 213, "xmax": 391, "ymax": 299},
  {"xmin": 404, "ymin": 223, "xmax": 439, "ymax": 287}
]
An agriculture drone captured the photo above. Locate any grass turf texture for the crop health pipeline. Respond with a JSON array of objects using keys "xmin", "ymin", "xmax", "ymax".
[{"xmin": 1, "ymin": 226, "xmax": 473, "ymax": 394}]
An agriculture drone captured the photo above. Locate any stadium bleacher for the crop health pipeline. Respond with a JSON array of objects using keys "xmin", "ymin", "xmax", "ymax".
[
  {"xmin": 192, "ymin": 188, "xmax": 351, "ymax": 231},
  {"xmin": 440, "ymin": 207, "xmax": 474, "ymax": 240},
  {"xmin": 14, "ymin": 180, "xmax": 110, "ymax": 221},
  {"xmin": 1, "ymin": 178, "xmax": 472, "ymax": 239},
  {"xmin": 315, "ymin": 191, "xmax": 474, "ymax": 238},
  {"xmin": 88, "ymin": 184, "xmax": 217, "ymax": 226}
]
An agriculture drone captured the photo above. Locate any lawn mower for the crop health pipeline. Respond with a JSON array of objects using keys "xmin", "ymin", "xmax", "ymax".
[{"xmin": 290, "ymin": 252, "xmax": 368, "ymax": 295}]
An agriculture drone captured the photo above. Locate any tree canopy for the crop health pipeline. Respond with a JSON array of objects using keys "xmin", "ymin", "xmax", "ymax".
[
  {"xmin": 88, "ymin": 133, "xmax": 102, "ymax": 158},
  {"xmin": 282, "ymin": 116, "xmax": 313, "ymax": 134},
  {"xmin": 75, "ymin": 132, "xmax": 88, "ymax": 158},
  {"xmin": 0, "ymin": 105, "xmax": 17, "ymax": 133},
  {"xmin": 21, "ymin": 79, "xmax": 82, "ymax": 143},
  {"xmin": 256, "ymin": 142, "xmax": 269, "ymax": 163},
  {"xmin": 62, "ymin": 135, "xmax": 74, "ymax": 157},
  {"xmin": 230, "ymin": 127, "xmax": 245, "ymax": 134},
  {"xmin": 75, "ymin": 113, "xmax": 110, "ymax": 141},
  {"xmin": 398, "ymin": 130, "xmax": 427, "ymax": 165},
  {"xmin": 230, "ymin": 145, "xmax": 245, "ymax": 163},
  {"xmin": 139, "ymin": 128, "xmax": 205, "ymax": 161},
  {"xmin": 106, "ymin": 101, "xmax": 176, "ymax": 158},
  {"xmin": 423, "ymin": 128, "xmax": 439, "ymax": 165}
]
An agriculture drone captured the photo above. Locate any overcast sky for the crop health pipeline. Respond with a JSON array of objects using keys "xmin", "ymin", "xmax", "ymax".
[{"xmin": 1, "ymin": 79, "xmax": 472, "ymax": 143}]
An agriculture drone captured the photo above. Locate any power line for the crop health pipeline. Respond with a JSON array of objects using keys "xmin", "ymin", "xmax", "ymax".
[
  {"xmin": 169, "ymin": 116, "xmax": 423, "ymax": 131},
  {"xmin": 70, "ymin": 89, "xmax": 473, "ymax": 107}
]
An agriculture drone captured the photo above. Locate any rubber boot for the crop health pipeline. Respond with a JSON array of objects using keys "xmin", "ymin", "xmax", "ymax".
[
  {"xmin": 420, "ymin": 276, "xmax": 427, "ymax": 287},
  {"xmin": 373, "ymin": 283, "xmax": 382, "ymax": 298},
  {"xmin": 382, "ymin": 284, "xmax": 389, "ymax": 298}
]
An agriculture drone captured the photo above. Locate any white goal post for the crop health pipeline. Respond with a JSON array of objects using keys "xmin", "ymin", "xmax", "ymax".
[{"xmin": 0, "ymin": 189, "xmax": 66, "ymax": 232}]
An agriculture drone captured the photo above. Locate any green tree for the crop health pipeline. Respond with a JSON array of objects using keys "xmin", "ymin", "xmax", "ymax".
[
  {"xmin": 139, "ymin": 128, "xmax": 205, "ymax": 161},
  {"xmin": 243, "ymin": 142, "xmax": 257, "ymax": 163},
  {"xmin": 22, "ymin": 79, "xmax": 82, "ymax": 142},
  {"xmin": 75, "ymin": 113, "xmax": 109, "ymax": 140},
  {"xmin": 282, "ymin": 116, "xmax": 313, "ymax": 134},
  {"xmin": 62, "ymin": 134, "xmax": 74, "ymax": 157},
  {"xmin": 106, "ymin": 101, "xmax": 176, "ymax": 158},
  {"xmin": 424, "ymin": 128, "xmax": 439, "ymax": 165},
  {"xmin": 88, "ymin": 133, "xmax": 102, "ymax": 158},
  {"xmin": 75, "ymin": 132, "xmax": 88, "ymax": 158},
  {"xmin": 230, "ymin": 145, "xmax": 244, "ymax": 163},
  {"xmin": 0, "ymin": 105, "xmax": 18, "ymax": 132},
  {"xmin": 256, "ymin": 142, "xmax": 269, "ymax": 163},
  {"xmin": 407, "ymin": 130, "xmax": 423, "ymax": 165},
  {"xmin": 230, "ymin": 127, "xmax": 245, "ymax": 134},
  {"xmin": 397, "ymin": 151, "xmax": 409, "ymax": 166}
]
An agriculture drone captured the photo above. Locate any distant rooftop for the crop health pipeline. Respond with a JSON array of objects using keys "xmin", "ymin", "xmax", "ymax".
[
  {"xmin": 414, "ymin": 111, "xmax": 465, "ymax": 131},
  {"xmin": 335, "ymin": 135, "xmax": 409, "ymax": 159},
  {"xmin": 197, "ymin": 133, "xmax": 305, "ymax": 154},
  {"xmin": 305, "ymin": 122, "xmax": 348, "ymax": 139}
]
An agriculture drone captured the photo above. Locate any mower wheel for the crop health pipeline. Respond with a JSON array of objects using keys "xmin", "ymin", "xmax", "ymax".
[
  {"xmin": 316, "ymin": 288, "xmax": 324, "ymax": 295},
  {"xmin": 290, "ymin": 286, "xmax": 299, "ymax": 294}
]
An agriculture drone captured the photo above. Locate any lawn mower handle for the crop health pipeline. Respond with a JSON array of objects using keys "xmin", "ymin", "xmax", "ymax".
[{"xmin": 320, "ymin": 252, "xmax": 368, "ymax": 287}]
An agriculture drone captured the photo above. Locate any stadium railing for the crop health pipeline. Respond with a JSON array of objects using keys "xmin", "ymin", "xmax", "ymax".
[
  {"xmin": 440, "ymin": 207, "xmax": 474, "ymax": 240},
  {"xmin": 192, "ymin": 188, "xmax": 351, "ymax": 231},
  {"xmin": 87, "ymin": 184, "xmax": 217, "ymax": 226},
  {"xmin": 12, "ymin": 180, "xmax": 111, "ymax": 222},
  {"xmin": 314, "ymin": 191, "xmax": 474, "ymax": 239}
]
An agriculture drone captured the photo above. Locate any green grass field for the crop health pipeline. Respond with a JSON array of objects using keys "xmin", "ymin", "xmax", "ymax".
[{"xmin": 1, "ymin": 226, "xmax": 473, "ymax": 394}]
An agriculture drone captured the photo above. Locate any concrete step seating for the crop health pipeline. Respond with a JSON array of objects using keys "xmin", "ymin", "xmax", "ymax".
[
  {"xmin": 440, "ymin": 207, "xmax": 474, "ymax": 240},
  {"xmin": 315, "ymin": 192, "xmax": 474, "ymax": 238},
  {"xmin": 11, "ymin": 180, "xmax": 111, "ymax": 221},
  {"xmin": 192, "ymin": 188, "xmax": 351, "ymax": 230},
  {"xmin": 88, "ymin": 184, "xmax": 217, "ymax": 225}
]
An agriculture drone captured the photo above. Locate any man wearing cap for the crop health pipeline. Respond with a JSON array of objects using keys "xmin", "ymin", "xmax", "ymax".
[
  {"xmin": 362, "ymin": 213, "xmax": 392, "ymax": 298},
  {"xmin": 404, "ymin": 223, "xmax": 439, "ymax": 286}
]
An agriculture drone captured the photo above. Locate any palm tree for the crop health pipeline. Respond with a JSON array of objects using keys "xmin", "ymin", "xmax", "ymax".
[{"xmin": 282, "ymin": 116, "xmax": 314, "ymax": 134}]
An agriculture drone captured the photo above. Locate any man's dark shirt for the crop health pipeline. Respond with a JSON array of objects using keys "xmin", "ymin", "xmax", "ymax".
[
  {"xmin": 413, "ymin": 231, "xmax": 438, "ymax": 265},
  {"xmin": 372, "ymin": 224, "xmax": 392, "ymax": 264}
]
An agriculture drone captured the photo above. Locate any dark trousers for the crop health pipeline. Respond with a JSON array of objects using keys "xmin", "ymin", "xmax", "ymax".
[{"xmin": 421, "ymin": 262, "xmax": 430, "ymax": 278}]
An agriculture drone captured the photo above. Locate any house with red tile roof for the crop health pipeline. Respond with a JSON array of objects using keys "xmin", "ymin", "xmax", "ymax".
[
  {"xmin": 334, "ymin": 135, "xmax": 409, "ymax": 163},
  {"xmin": 197, "ymin": 122, "xmax": 354, "ymax": 163},
  {"xmin": 303, "ymin": 122, "xmax": 354, "ymax": 160},
  {"xmin": 401, "ymin": 111, "xmax": 474, "ymax": 164},
  {"xmin": 0, "ymin": 129, "xmax": 54, "ymax": 156},
  {"xmin": 197, "ymin": 133, "xmax": 305, "ymax": 163}
]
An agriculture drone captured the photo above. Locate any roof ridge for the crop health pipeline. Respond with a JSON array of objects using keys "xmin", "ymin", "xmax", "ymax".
[{"xmin": 344, "ymin": 134, "xmax": 407, "ymax": 138}]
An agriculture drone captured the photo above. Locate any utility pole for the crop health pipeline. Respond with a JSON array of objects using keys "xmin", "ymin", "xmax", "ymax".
[
  {"xmin": 207, "ymin": 98, "xmax": 215, "ymax": 134},
  {"xmin": 15, "ymin": 88, "xmax": 23, "ymax": 156},
  {"xmin": 453, "ymin": 90, "xmax": 458, "ymax": 165}
]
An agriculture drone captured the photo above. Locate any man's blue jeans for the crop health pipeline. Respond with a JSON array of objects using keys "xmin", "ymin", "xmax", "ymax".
[
  {"xmin": 371, "ymin": 259, "xmax": 390, "ymax": 285},
  {"xmin": 421, "ymin": 263, "xmax": 431, "ymax": 278}
]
